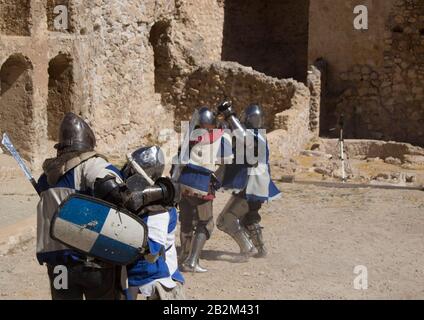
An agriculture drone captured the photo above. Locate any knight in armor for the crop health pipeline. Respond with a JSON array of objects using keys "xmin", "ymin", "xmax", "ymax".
[
  {"xmin": 216, "ymin": 103, "xmax": 281, "ymax": 259},
  {"xmin": 121, "ymin": 146, "xmax": 185, "ymax": 300},
  {"xmin": 36, "ymin": 113, "xmax": 175, "ymax": 300},
  {"xmin": 172, "ymin": 107, "xmax": 233, "ymax": 273}
]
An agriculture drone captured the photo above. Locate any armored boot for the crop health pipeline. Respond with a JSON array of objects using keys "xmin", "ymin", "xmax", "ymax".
[
  {"xmin": 246, "ymin": 223, "xmax": 267, "ymax": 258},
  {"xmin": 181, "ymin": 232, "xmax": 208, "ymax": 273},
  {"xmin": 230, "ymin": 229, "xmax": 256, "ymax": 261},
  {"xmin": 179, "ymin": 232, "xmax": 193, "ymax": 265},
  {"xmin": 217, "ymin": 197, "xmax": 254, "ymax": 260}
]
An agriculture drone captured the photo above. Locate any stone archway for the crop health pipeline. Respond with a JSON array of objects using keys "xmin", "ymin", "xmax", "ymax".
[
  {"xmin": 47, "ymin": 53, "xmax": 74, "ymax": 140},
  {"xmin": 0, "ymin": 54, "xmax": 34, "ymax": 154}
]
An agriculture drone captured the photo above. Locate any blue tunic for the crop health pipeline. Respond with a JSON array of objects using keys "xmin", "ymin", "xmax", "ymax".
[{"xmin": 221, "ymin": 130, "xmax": 281, "ymax": 202}]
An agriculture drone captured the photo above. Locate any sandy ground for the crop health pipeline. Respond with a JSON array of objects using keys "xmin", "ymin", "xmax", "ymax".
[{"xmin": 0, "ymin": 180, "xmax": 423, "ymax": 300}]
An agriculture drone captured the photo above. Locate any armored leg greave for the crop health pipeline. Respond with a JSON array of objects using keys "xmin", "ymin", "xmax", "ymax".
[
  {"xmin": 246, "ymin": 223, "xmax": 267, "ymax": 258},
  {"xmin": 229, "ymin": 230, "xmax": 255, "ymax": 259},
  {"xmin": 181, "ymin": 232, "xmax": 208, "ymax": 273},
  {"xmin": 179, "ymin": 231, "xmax": 193, "ymax": 264},
  {"xmin": 217, "ymin": 213, "xmax": 255, "ymax": 256},
  {"xmin": 217, "ymin": 194, "xmax": 255, "ymax": 257}
]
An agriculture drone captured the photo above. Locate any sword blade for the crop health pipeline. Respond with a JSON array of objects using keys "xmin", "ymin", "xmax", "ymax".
[
  {"xmin": 126, "ymin": 152, "xmax": 155, "ymax": 186},
  {"xmin": 1, "ymin": 133, "xmax": 39, "ymax": 194}
]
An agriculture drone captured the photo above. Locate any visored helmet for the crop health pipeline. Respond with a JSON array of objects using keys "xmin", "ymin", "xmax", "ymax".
[
  {"xmin": 241, "ymin": 104, "xmax": 264, "ymax": 129},
  {"xmin": 54, "ymin": 112, "xmax": 96, "ymax": 156}
]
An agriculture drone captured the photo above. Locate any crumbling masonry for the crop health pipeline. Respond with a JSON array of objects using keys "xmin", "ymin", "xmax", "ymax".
[{"xmin": 0, "ymin": 0, "xmax": 423, "ymax": 167}]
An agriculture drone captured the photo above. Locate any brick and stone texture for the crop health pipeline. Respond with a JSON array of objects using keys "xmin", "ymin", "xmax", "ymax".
[
  {"xmin": 334, "ymin": 0, "xmax": 424, "ymax": 146},
  {"xmin": 1, "ymin": 0, "xmax": 319, "ymax": 167},
  {"xmin": 309, "ymin": 0, "xmax": 424, "ymax": 147},
  {"xmin": 307, "ymin": 65, "xmax": 321, "ymax": 135}
]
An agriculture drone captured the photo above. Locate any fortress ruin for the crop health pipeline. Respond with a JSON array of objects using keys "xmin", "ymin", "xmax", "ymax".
[{"xmin": 0, "ymin": 0, "xmax": 423, "ymax": 167}]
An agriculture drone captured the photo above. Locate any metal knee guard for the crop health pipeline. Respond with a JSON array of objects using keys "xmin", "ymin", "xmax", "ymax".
[{"xmin": 217, "ymin": 194, "xmax": 249, "ymax": 234}]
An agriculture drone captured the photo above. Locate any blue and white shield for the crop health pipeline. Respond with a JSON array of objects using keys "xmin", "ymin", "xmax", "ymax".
[{"xmin": 50, "ymin": 194, "xmax": 148, "ymax": 265}]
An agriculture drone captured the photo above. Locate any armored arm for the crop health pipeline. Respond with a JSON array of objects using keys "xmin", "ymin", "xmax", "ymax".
[
  {"xmin": 124, "ymin": 177, "xmax": 177, "ymax": 212},
  {"xmin": 93, "ymin": 175, "xmax": 176, "ymax": 213},
  {"xmin": 217, "ymin": 101, "xmax": 256, "ymax": 149}
]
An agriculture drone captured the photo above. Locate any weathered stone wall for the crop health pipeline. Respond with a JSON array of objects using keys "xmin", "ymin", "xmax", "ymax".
[
  {"xmin": 309, "ymin": 0, "xmax": 394, "ymax": 91},
  {"xmin": 152, "ymin": 0, "xmax": 225, "ymax": 107},
  {"xmin": 0, "ymin": 0, "xmax": 178, "ymax": 166},
  {"xmin": 222, "ymin": 0, "xmax": 310, "ymax": 83},
  {"xmin": 1, "ymin": 0, "xmax": 315, "ymax": 167},
  {"xmin": 47, "ymin": 53, "xmax": 73, "ymax": 139},
  {"xmin": 174, "ymin": 0, "xmax": 224, "ymax": 64},
  {"xmin": 168, "ymin": 61, "xmax": 308, "ymax": 130},
  {"xmin": 309, "ymin": 0, "xmax": 424, "ymax": 147},
  {"xmin": 77, "ymin": 0, "xmax": 176, "ymax": 156},
  {"xmin": 0, "ymin": 2, "xmax": 47, "ymax": 165},
  {"xmin": 307, "ymin": 65, "xmax": 321, "ymax": 135},
  {"xmin": 0, "ymin": 0, "xmax": 32, "ymax": 36},
  {"xmin": 320, "ymin": 139, "xmax": 424, "ymax": 163},
  {"xmin": 0, "ymin": 54, "xmax": 34, "ymax": 159},
  {"xmin": 334, "ymin": 0, "xmax": 424, "ymax": 146},
  {"xmin": 163, "ymin": 60, "xmax": 314, "ymax": 160},
  {"xmin": 269, "ymin": 80, "xmax": 313, "ymax": 160},
  {"xmin": 46, "ymin": 0, "xmax": 73, "ymax": 33}
]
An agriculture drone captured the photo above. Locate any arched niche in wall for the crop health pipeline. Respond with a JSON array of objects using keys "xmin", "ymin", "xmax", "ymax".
[
  {"xmin": 0, "ymin": 54, "xmax": 34, "ymax": 154},
  {"xmin": 149, "ymin": 20, "xmax": 173, "ymax": 94},
  {"xmin": 47, "ymin": 53, "xmax": 74, "ymax": 140}
]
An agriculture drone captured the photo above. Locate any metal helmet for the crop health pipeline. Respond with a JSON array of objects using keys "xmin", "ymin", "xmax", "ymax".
[
  {"xmin": 241, "ymin": 104, "xmax": 264, "ymax": 129},
  {"xmin": 125, "ymin": 146, "xmax": 165, "ymax": 181},
  {"xmin": 198, "ymin": 107, "xmax": 216, "ymax": 127},
  {"xmin": 54, "ymin": 112, "xmax": 96, "ymax": 155},
  {"xmin": 190, "ymin": 107, "xmax": 216, "ymax": 129}
]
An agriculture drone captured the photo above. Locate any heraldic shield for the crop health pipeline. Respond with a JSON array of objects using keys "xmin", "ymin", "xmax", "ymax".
[{"xmin": 50, "ymin": 194, "xmax": 148, "ymax": 265}]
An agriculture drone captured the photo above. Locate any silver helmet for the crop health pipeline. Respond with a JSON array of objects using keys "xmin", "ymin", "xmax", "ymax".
[
  {"xmin": 124, "ymin": 146, "xmax": 165, "ymax": 181},
  {"xmin": 198, "ymin": 107, "xmax": 216, "ymax": 127},
  {"xmin": 54, "ymin": 112, "xmax": 96, "ymax": 156},
  {"xmin": 191, "ymin": 106, "xmax": 216, "ymax": 129},
  {"xmin": 241, "ymin": 104, "xmax": 264, "ymax": 129}
]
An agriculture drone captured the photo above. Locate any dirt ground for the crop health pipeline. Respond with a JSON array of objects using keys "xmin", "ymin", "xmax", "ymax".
[{"xmin": 0, "ymin": 179, "xmax": 423, "ymax": 300}]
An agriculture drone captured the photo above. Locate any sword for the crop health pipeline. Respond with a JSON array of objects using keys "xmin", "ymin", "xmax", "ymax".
[{"xmin": 1, "ymin": 133, "xmax": 40, "ymax": 195}]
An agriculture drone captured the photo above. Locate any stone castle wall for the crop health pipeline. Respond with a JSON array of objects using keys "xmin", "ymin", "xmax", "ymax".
[
  {"xmin": 0, "ymin": 0, "xmax": 178, "ymax": 166},
  {"xmin": 309, "ymin": 0, "xmax": 424, "ymax": 147},
  {"xmin": 168, "ymin": 61, "xmax": 310, "ymax": 132},
  {"xmin": 221, "ymin": 0, "xmax": 310, "ymax": 83},
  {"xmin": 1, "ymin": 0, "xmax": 316, "ymax": 167}
]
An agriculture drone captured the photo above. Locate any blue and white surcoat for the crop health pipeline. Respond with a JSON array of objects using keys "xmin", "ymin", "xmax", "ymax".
[
  {"xmin": 126, "ymin": 207, "xmax": 184, "ymax": 297},
  {"xmin": 221, "ymin": 130, "xmax": 281, "ymax": 202},
  {"xmin": 36, "ymin": 153, "xmax": 123, "ymax": 265},
  {"xmin": 178, "ymin": 129, "xmax": 233, "ymax": 198}
]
